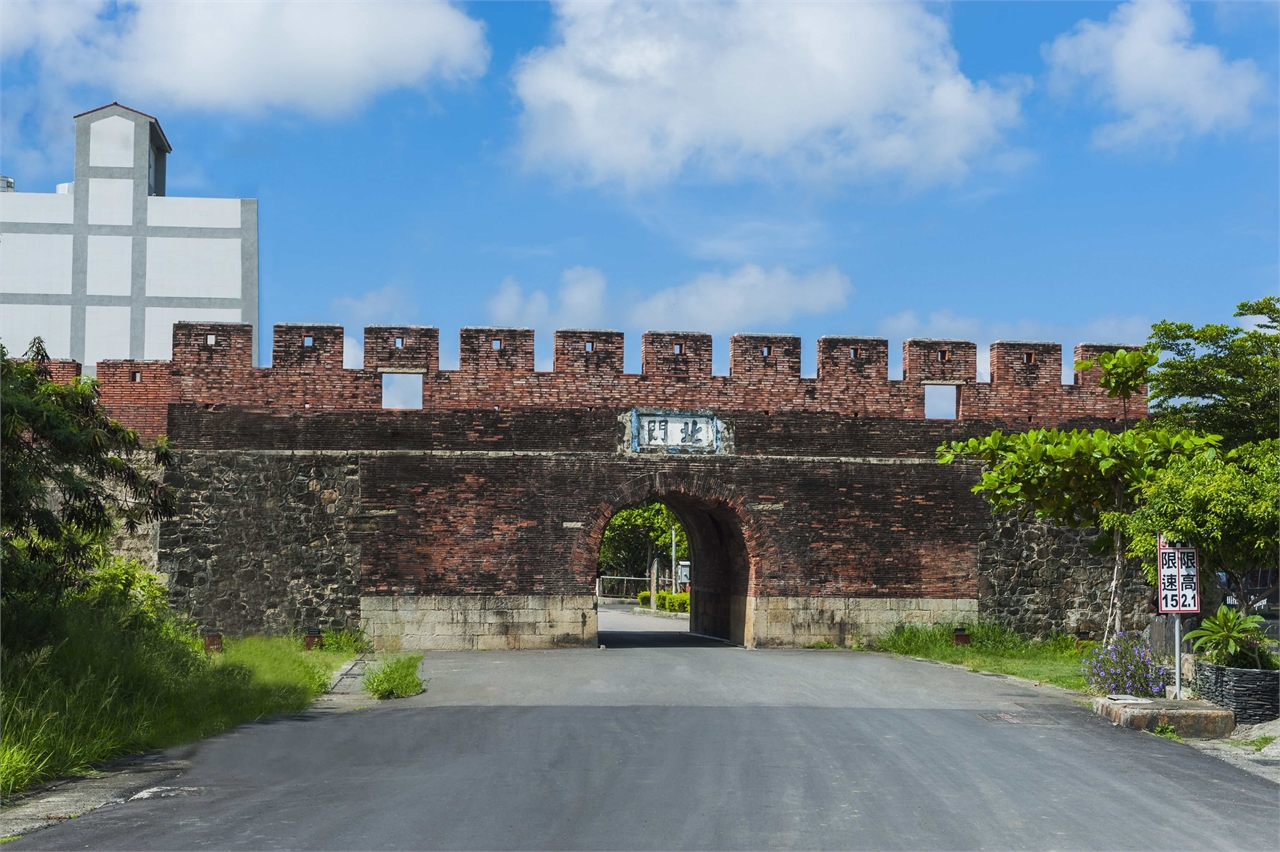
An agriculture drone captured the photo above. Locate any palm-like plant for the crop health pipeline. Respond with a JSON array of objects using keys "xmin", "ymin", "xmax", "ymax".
[{"xmin": 1185, "ymin": 605, "xmax": 1277, "ymax": 670}]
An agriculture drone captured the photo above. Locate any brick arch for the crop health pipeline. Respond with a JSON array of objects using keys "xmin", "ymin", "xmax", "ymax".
[{"xmin": 570, "ymin": 469, "xmax": 776, "ymax": 646}]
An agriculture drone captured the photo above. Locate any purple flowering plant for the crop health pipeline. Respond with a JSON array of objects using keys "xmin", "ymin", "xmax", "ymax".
[{"xmin": 1082, "ymin": 632, "xmax": 1169, "ymax": 696}]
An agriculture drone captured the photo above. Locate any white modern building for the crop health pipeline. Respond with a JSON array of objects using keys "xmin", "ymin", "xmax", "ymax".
[{"xmin": 0, "ymin": 103, "xmax": 259, "ymax": 374}]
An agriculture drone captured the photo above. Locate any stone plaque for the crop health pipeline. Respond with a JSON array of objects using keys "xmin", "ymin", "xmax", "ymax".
[{"xmin": 629, "ymin": 409, "xmax": 722, "ymax": 454}]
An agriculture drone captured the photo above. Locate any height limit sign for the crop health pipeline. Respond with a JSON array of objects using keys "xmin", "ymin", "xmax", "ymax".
[{"xmin": 1157, "ymin": 534, "xmax": 1200, "ymax": 614}]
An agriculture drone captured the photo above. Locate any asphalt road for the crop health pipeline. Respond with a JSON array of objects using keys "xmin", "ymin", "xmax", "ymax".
[{"xmin": 15, "ymin": 609, "xmax": 1279, "ymax": 850}]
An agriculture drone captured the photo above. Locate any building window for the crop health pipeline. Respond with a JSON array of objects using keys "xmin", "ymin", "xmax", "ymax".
[
  {"xmin": 131, "ymin": 371, "xmax": 142, "ymax": 383},
  {"xmin": 1023, "ymin": 351, "xmax": 1036, "ymax": 365},
  {"xmin": 303, "ymin": 336, "xmax": 313, "ymax": 347},
  {"xmin": 206, "ymin": 334, "xmax": 216, "ymax": 346},
  {"xmin": 585, "ymin": 341, "xmax": 594, "ymax": 353},
  {"xmin": 673, "ymin": 343, "xmax": 684, "ymax": 355},
  {"xmin": 492, "ymin": 339, "xmax": 502, "ymax": 350},
  {"xmin": 937, "ymin": 350, "xmax": 950, "ymax": 362},
  {"xmin": 762, "ymin": 345, "xmax": 772, "ymax": 357},
  {"xmin": 850, "ymin": 347, "xmax": 861, "ymax": 360},
  {"xmin": 395, "ymin": 337, "xmax": 404, "ymax": 349}
]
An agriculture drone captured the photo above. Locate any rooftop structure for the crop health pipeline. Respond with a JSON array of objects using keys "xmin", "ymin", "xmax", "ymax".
[{"xmin": 0, "ymin": 103, "xmax": 259, "ymax": 374}]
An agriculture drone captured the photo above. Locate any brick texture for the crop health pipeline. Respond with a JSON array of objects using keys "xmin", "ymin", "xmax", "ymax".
[
  {"xmin": 90, "ymin": 323, "xmax": 1146, "ymax": 439},
  {"xmin": 49, "ymin": 321, "xmax": 1153, "ymax": 646}
]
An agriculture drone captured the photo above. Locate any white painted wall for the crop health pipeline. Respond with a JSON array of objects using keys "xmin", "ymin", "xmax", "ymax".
[
  {"xmin": 145, "ymin": 237, "xmax": 241, "ymax": 298},
  {"xmin": 1, "ymin": 304, "xmax": 72, "ymax": 358},
  {"xmin": 147, "ymin": 196, "xmax": 241, "ymax": 229},
  {"xmin": 88, "ymin": 179, "xmax": 134, "ymax": 226},
  {"xmin": 87, "ymin": 235, "xmax": 134, "ymax": 295},
  {"xmin": 0, "ymin": 192, "xmax": 74, "ymax": 224},
  {"xmin": 84, "ymin": 306, "xmax": 132, "ymax": 376},
  {"xmin": 145, "ymin": 306, "xmax": 241, "ymax": 359},
  {"xmin": 0, "ymin": 233, "xmax": 73, "ymax": 293},
  {"xmin": 90, "ymin": 116, "xmax": 136, "ymax": 168}
]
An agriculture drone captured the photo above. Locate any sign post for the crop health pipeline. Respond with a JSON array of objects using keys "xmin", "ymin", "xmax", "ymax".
[{"xmin": 1157, "ymin": 534, "xmax": 1200, "ymax": 699}]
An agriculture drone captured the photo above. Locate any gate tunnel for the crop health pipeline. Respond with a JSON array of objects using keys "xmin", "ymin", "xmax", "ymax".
[{"xmin": 589, "ymin": 477, "xmax": 757, "ymax": 647}]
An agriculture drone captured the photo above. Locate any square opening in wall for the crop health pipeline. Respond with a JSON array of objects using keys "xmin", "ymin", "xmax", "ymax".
[
  {"xmin": 762, "ymin": 345, "xmax": 772, "ymax": 357},
  {"xmin": 492, "ymin": 339, "xmax": 502, "ymax": 350},
  {"xmin": 936, "ymin": 350, "xmax": 950, "ymax": 362},
  {"xmin": 131, "ymin": 371, "xmax": 142, "ymax": 383},
  {"xmin": 382, "ymin": 373, "xmax": 424, "ymax": 409},
  {"xmin": 395, "ymin": 337, "xmax": 404, "ymax": 348},
  {"xmin": 673, "ymin": 343, "xmax": 684, "ymax": 355},
  {"xmin": 585, "ymin": 341, "xmax": 594, "ymax": 353},
  {"xmin": 1023, "ymin": 351, "xmax": 1036, "ymax": 364},
  {"xmin": 206, "ymin": 334, "xmax": 216, "ymax": 346},
  {"xmin": 850, "ymin": 347, "xmax": 861, "ymax": 360},
  {"xmin": 925, "ymin": 385, "xmax": 958, "ymax": 420},
  {"xmin": 303, "ymin": 336, "xmax": 313, "ymax": 347}
]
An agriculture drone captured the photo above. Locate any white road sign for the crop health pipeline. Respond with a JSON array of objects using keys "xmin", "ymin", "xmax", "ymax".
[{"xmin": 1157, "ymin": 534, "xmax": 1200, "ymax": 614}]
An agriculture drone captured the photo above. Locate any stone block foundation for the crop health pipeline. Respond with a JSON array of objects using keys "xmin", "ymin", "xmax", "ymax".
[
  {"xmin": 362, "ymin": 595, "xmax": 597, "ymax": 651},
  {"xmin": 752, "ymin": 596, "xmax": 979, "ymax": 648}
]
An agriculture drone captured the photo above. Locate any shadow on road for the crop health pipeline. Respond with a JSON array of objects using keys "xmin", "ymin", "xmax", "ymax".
[{"xmin": 597, "ymin": 630, "xmax": 728, "ymax": 649}]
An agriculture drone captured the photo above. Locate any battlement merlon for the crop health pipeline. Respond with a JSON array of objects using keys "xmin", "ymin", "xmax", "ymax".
[{"xmin": 88, "ymin": 322, "xmax": 1148, "ymax": 438}]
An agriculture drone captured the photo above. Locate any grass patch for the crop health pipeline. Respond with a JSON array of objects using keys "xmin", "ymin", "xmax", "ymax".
[
  {"xmin": 1, "ymin": 596, "xmax": 356, "ymax": 800},
  {"xmin": 363, "ymin": 654, "xmax": 424, "ymax": 699},
  {"xmin": 1152, "ymin": 723, "xmax": 1184, "ymax": 742},
  {"xmin": 1229, "ymin": 735, "xmax": 1277, "ymax": 751},
  {"xmin": 872, "ymin": 621, "xmax": 1088, "ymax": 691}
]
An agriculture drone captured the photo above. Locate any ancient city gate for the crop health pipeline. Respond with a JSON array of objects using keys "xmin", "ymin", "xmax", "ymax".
[{"xmin": 95, "ymin": 322, "xmax": 1147, "ymax": 649}]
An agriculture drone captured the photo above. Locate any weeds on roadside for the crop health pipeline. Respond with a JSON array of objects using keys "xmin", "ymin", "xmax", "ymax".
[
  {"xmin": 1230, "ymin": 735, "xmax": 1277, "ymax": 751},
  {"xmin": 363, "ymin": 654, "xmax": 425, "ymax": 699},
  {"xmin": 1153, "ymin": 723, "xmax": 1183, "ymax": 742},
  {"xmin": 0, "ymin": 563, "xmax": 356, "ymax": 800},
  {"xmin": 319, "ymin": 628, "xmax": 372, "ymax": 655},
  {"xmin": 872, "ymin": 621, "xmax": 1088, "ymax": 690}
]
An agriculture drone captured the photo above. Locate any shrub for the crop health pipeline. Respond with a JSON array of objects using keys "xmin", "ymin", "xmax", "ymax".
[
  {"xmin": 637, "ymin": 591, "xmax": 651, "ymax": 607},
  {"xmin": 656, "ymin": 590, "xmax": 673, "ymax": 612},
  {"xmin": 1185, "ymin": 604, "xmax": 1279, "ymax": 670},
  {"xmin": 363, "ymin": 654, "xmax": 424, "ymax": 699},
  {"xmin": 672, "ymin": 592, "xmax": 690, "ymax": 613},
  {"xmin": 1083, "ymin": 632, "xmax": 1169, "ymax": 696}
]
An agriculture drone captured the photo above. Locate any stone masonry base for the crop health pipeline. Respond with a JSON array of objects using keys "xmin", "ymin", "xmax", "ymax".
[
  {"xmin": 364, "ymin": 593, "xmax": 978, "ymax": 651},
  {"xmin": 362, "ymin": 595, "xmax": 597, "ymax": 651},
  {"xmin": 752, "ymin": 596, "xmax": 979, "ymax": 648}
]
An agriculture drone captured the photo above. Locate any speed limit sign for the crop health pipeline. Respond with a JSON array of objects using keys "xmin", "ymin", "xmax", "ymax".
[{"xmin": 1157, "ymin": 534, "xmax": 1200, "ymax": 614}]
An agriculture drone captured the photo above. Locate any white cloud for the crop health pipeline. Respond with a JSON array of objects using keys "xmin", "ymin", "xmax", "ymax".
[
  {"xmin": 513, "ymin": 0, "xmax": 1025, "ymax": 188},
  {"xmin": 3, "ymin": 0, "xmax": 489, "ymax": 115},
  {"xmin": 488, "ymin": 266, "xmax": 608, "ymax": 330},
  {"xmin": 1044, "ymin": 0, "xmax": 1263, "ymax": 149},
  {"xmin": 1, "ymin": 0, "xmax": 489, "ymax": 181},
  {"xmin": 632, "ymin": 264, "xmax": 850, "ymax": 334}
]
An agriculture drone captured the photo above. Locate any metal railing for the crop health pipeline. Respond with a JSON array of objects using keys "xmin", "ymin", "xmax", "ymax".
[{"xmin": 596, "ymin": 576, "xmax": 679, "ymax": 599}]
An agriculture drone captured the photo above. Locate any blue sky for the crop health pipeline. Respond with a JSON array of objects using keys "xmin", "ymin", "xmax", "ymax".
[{"xmin": 3, "ymin": 0, "xmax": 1276, "ymax": 379}]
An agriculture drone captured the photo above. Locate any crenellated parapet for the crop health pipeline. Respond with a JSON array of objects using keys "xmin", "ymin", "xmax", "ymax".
[{"xmin": 90, "ymin": 322, "xmax": 1147, "ymax": 438}]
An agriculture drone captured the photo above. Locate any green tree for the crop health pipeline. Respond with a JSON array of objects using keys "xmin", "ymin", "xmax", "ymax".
[
  {"xmin": 1074, "ymin": 346, "xmax": 1160, "ymax": 430},
  {"xmin": 1146, "ymin": 296, "xmax": 1279, "ymax": 448},
  {"xmin": 1124, "ymin": 440, "xmax": 1278, "ymax": 615},
  {"xmin": 938, "ymin": 428, "xmax": 1218, "ymax": 641},
  {"xmin": 1, "ymin": 339, "xmax": 174, "ymax": 649},
  {"xmin": 599, "ymin": 502, "xmax": 689, "ymax": 578}
]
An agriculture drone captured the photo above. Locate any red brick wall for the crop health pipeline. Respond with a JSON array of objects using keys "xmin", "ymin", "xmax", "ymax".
[{"xmin": 95, "ymin": 322, "xmax": 1148, "ymax": 438}]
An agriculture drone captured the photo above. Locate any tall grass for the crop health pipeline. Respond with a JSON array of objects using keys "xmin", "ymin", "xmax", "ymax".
[
  {"xmin": 873, "ymin": 621, "xmax": 1089, "ymax": 690},
  {"xmin": 1, "ymin": 564, "xmax": 357, "ymax": 799},
  {"xmin": 362, "ymin": 653, "xmax": 424, "ymax": 699}
]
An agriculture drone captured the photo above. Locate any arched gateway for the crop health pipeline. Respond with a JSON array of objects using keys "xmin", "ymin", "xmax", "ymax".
[{"xmin": 85, "ymin": 322, "xmax": 1149, "ymax": 649}]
